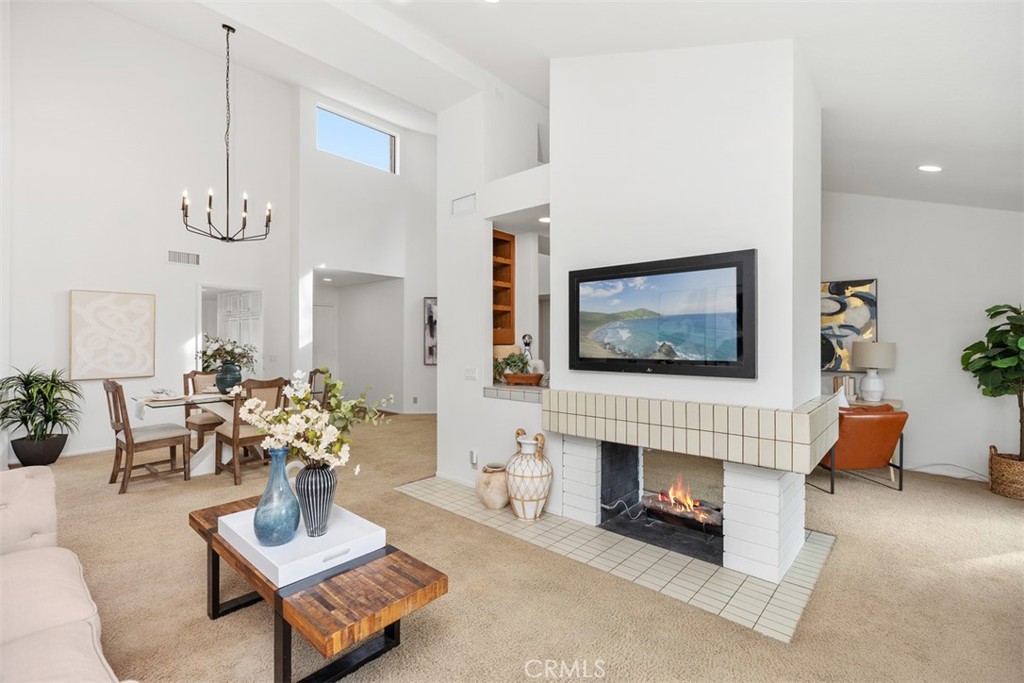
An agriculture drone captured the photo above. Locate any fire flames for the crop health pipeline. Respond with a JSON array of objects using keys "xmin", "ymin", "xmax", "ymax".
[{"xmin": 658, "ymin": 475, "xmax": 709, "ymax": 523}]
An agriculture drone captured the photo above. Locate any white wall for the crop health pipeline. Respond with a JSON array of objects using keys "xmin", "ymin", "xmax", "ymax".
[
  {"xmin": 334, "ymin": 279, "xmax": 405, "ymax": 408},
  {"xmin": 435, "ymin": 90, "xmax": 549, "ymax": 498},
  {"xmin": 6, "ymin": 2, "xmax": 293, "ymax": 456},
  {"xmin": 791, "ymin": 49, "xmax": 823, "ymax": 404},
  {"xmin": 822, "ymin": 192, "xmax": 1023, "ymax": 479},
  {"xmin": 549, "ymin": 40, "xmax": 820, "ymax": 410},
  {"xmin": 295, "ymin": 90, "xmax": 437, "ymax": 414},
  {"xmin": 1, "ymin": 0, "xmax": 13, "ymax": 467}
]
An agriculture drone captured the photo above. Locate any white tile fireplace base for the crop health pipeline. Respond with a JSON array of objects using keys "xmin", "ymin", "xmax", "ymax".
[
  {"xmin": 545, "ymin": 391, "xmax": 839, "ymax": 584},
  {"xmin": 722, "ymin": 462, "xmax": 805, "ymax": 583}
]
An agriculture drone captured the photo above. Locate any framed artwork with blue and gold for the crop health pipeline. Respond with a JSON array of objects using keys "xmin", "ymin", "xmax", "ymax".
[{"xmin": 820, "ymin": 279, "xmax": 877, "ymax": 371}]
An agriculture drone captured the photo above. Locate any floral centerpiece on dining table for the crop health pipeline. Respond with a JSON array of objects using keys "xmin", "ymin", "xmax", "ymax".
[
  {"xmin": 197, "ymin": 334, "xmax": 259, "ymax": 394},
  {"xmin": 236, "ymin": 370, "xmax": 392, "ymax": 542}
]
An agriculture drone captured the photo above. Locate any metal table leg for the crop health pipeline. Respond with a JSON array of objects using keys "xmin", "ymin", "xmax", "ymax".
[{"xmin": 207, "ymin": 544, "xmax": 262, "ymax": 620}]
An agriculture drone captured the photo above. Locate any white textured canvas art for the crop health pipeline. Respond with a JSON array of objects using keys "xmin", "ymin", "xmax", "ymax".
[{"xmin": 69, "ymin": 290, "xmax": 156, "ymax": 380}]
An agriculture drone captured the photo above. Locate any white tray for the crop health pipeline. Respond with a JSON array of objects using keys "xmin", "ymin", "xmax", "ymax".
[{"xmin": 218, "ymin": 506, "xmax": 386, "ymax": 587}]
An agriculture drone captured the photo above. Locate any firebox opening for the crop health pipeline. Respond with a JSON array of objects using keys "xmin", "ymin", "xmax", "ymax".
[{"xmin": 599, "ymin": 445, "xmax": 725, "ymax": 564}]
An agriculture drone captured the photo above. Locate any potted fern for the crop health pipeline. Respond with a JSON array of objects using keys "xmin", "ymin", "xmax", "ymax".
[
  {"xmin": 0, "ymin": 367, "xmax": 83, "ymax": 466},
  {"xmin": 960, "ymin": 304, "xmax": 1024, "ymax": 499},
  {"xmin": 495, "ymin": 352, "xmax": 542, "ymax": 386}
]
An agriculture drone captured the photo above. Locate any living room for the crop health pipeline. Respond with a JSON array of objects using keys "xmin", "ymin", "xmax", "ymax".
[{"xmin": 1, "ymin": 2, "xmax": 1021, "ymax": 682}]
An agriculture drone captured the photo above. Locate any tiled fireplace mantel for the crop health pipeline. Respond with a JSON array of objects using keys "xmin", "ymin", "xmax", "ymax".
[{"xmin": 541, "ymin": 390, "xmax": 840, "ymax": 476}]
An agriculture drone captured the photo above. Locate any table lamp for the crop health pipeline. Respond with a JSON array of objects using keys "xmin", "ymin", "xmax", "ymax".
[{"xmin": 851, "ymin": 341, "xmax": 896, "ymax": 402}]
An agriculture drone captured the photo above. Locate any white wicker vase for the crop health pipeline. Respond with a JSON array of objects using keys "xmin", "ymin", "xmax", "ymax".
[{"xmin": 506, "ymin": 429, "xmax": 552, "ymax": 521}]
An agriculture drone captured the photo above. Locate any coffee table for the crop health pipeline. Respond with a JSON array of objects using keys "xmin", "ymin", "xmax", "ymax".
[{"xmin": 189, "ymin": 497, "xmax": 448, "ymax": 682}]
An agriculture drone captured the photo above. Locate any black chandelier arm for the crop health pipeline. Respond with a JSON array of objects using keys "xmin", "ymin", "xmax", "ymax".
[
  {"xmin": 183, "ymin": 213, "xmax": 227, "ymax": 241},
  {"xmin": 226, "ymin": 222, "xmax": 270, "ymax": 242}
]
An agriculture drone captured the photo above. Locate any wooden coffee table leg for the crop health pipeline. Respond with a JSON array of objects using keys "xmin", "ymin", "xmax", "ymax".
[{"xmin": 207, "ymin": 544, "xmax": 262, "ymax": 620}]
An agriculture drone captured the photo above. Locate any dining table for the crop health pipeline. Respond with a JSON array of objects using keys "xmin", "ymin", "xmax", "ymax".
[{"xmin": 132, "ymin": 391, "xmax": 236, "ymax": 476}]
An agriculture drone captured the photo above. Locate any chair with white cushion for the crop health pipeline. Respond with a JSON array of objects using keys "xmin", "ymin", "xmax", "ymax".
[
  {"xmin": 102, "ymin": 380, "xmax": 191, "ymax": 495},
  {"xmin": 214, "ymin": 377, "xmax": 288, "ymax": 485},
  {"xmin": 183, "ymin": 370, "xmax": 225, "ymax": 454}
]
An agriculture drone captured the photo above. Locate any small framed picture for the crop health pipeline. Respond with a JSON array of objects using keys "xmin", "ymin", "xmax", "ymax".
[{"xmin": 424, "ymin": 297, "xmax": 438, "ymax": 365}]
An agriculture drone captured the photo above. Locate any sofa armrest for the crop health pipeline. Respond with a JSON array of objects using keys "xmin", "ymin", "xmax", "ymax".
[{"xmin": 0, "ymin": 466, "xmax": 57, "ymax": 555}]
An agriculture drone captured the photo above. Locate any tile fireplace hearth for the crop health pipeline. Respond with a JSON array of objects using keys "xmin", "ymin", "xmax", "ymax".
[
  {"xmin": 541, "ymin": 390, "xmax": 840, "ymax": 583},
  {"xmin": 396, "ymin": 476, "xmax": 835, "ymax": 643}
]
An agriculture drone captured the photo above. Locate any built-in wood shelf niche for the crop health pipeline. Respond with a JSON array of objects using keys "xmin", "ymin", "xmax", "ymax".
[{"xmin": 492, "ymin": 229, "xmax": 515, "ymax": 345}]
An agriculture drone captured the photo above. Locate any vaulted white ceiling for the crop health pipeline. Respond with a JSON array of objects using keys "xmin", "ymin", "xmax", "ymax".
[{"xmin": 97, "ymin": 1, "xmax": 1023, "ymax": 212}]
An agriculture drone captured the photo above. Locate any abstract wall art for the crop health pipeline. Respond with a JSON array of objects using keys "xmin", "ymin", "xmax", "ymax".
[
  {"xmin": 70, "ymin": 290, "xmax": 156, "ymax": 380},
  {"xmin": 424, "ymin": 296, "xmax": 438, "ymax": 365},
  {"xmin": 820, "ymin": 279, "xmax": 877, "ymax": 371}
]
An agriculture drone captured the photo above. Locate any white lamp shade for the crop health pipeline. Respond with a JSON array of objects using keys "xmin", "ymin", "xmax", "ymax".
[{"xmin": 851, "ymin": 341, "xmax": 896, "ymax": 370}]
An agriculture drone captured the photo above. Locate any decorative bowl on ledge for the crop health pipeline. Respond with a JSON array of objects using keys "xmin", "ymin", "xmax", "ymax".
[{"xmin": 504, "ymin": 373, "xmax": 543, "ymax": 386}]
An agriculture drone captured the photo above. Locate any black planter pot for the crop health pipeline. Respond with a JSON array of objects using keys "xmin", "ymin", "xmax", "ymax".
[{"xmin": 11, "ymin": 434, "xmax": 69, "ymax": 466}]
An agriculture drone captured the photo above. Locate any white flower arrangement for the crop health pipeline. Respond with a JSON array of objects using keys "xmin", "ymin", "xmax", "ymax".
[
  {"xmin": 198, "ymin": 334, "xmax": 258, "ymax": 372},
  {"xmin": 236, "ymin": 370, "xmax": 390, "ymax": 471}
]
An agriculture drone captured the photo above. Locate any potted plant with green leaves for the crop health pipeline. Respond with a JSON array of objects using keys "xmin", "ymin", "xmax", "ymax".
[
  {"xmin": 0, "ymin": 367, "xmax": 83, "ymax": 466},
  {"xmin": 495, "ymin": 352, "xmax": 542, "ymax": 386},
  {"xmin": 960, "ymin": 303, "xmax": 1024, "ymax": 500}
]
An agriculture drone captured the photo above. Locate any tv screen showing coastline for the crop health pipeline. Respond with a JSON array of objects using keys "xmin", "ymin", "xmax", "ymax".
[{"xmin": 578, "ymin": 267, "xmax": 739, "ymax": 363}]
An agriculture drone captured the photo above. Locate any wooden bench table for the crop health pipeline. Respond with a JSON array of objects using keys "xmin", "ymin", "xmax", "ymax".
[{"xmin": 190, "ymin": 497, "xmax": 448, "ymax": 682}]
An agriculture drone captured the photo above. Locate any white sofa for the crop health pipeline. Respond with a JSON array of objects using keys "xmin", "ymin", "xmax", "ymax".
[{"xmin": 0, "ymin": 466, "xmax": 119, "ymax": 682}]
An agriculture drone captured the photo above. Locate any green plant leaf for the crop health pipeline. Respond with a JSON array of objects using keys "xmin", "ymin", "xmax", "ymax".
[
  {"xmin": 967, "ymin": 357, "xmax": 990, "ymax": 372},
  {"xmin": 991, "ymin": 357, "xmax": 1020, "ymax": 368}
]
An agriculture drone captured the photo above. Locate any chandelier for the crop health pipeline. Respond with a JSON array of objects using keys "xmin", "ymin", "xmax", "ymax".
[{"xmin": 182, "ymin": 24, "xmax": 271, "ymax": 243}]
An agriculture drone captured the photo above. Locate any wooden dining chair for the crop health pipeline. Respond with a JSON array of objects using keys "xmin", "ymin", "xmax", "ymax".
[
  {"xmin": 308, "ymin": 367, "xmax": 331, "ymax": 405},
  {"xmin": 102, "ymin": 380, "xmax": 192, "ymax": 494},
  {"xmin": 183, "ymin": 370, "xmax": 225, "ymax": 455},
  {"xmin": 214, "ymin": 377, "xmax": 288, "ymax": 485}
]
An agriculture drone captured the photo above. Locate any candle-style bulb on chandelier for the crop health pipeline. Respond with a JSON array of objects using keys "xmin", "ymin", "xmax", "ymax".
[{"xmin": 182, "ymin": 24, "xmax": 271, "ymax": 243}]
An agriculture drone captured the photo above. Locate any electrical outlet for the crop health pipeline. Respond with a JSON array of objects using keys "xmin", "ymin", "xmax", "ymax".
[
  {"xmin": 470, "ymin": 450, "xmax": 478, "ymax": 469},
  {"xmin": 412, "ymin": 396, "xmax": 418, "ymax": 405}
]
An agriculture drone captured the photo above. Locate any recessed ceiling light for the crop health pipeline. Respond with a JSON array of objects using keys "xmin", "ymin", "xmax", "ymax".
[
  {"xmin": 316, "ymin": 263, "xmax": 327, "ymax": 268},
  {"xmin": 485, "ymin": 0, "xmax": 500, "ymax": 3},
  {"xmin": 917, "ymin": 165, "xmax": 942, "ymax": 173},
  {"xmin": 322, "ymin": 278, "xmax": 332, "ymax": 282},
  {"xmin": 538, "ymin": 216, "xmax": 551, "ymax": 223}
]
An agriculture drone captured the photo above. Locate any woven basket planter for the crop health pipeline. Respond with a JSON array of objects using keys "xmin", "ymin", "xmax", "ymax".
[{"xmin": 989, "ymin": 445, "xmax": 1024, "ymax": 500}]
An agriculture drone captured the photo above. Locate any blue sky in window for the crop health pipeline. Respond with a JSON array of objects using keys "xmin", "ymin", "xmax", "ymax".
[
  {"xmin": 316, "ymin": 108, "xmax": 392, "ymax": 172},
  {"xmin": 580, "ymin": 267, "xmax": 737, "ymax": 315}
]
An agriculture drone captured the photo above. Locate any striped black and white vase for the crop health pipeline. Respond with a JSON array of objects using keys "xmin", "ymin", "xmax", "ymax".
[{"xmin": 294, "ymin": 465, "xmax": 337, "ymax": 537}]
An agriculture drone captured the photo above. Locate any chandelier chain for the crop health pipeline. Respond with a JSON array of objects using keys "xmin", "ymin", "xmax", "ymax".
[{"xmin": 225, "ymin": 26, "xmax": 231, "ymax": 178}]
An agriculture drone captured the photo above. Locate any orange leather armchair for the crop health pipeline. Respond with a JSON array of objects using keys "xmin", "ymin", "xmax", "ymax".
[{"xmin": 818, "ymin": 404, "xmax": 907, "ymax": 493}]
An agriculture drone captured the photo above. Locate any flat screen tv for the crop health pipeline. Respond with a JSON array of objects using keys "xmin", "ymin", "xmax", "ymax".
[{"xmin": 569, "ymin": 249, "xmax": 756, "ymax": 378}]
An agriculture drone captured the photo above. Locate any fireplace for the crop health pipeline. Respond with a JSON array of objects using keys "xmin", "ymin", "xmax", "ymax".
[{"xmin": 544, "ymin": 390, "xmax": 841, "ymax": 583}]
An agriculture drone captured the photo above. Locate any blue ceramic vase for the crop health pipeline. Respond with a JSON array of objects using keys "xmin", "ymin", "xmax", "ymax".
[
  {"xmin": 295, "ymin": 465, "xmax": 337, "ymax": 537},
  {"xmin": 253, "ymin": 447, "xmax": 300, "ymax": 547},
  {"xmin": 215, "ymin": 362, "xmax": 242, "ymax": 394}
]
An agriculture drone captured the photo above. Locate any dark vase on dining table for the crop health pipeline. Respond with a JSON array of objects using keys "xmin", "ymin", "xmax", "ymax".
[{"xmin": 215, "ymin": 362, "xmax": 242, "ymax": 394}]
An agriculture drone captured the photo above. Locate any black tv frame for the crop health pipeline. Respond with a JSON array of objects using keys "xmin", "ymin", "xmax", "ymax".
[{"xmin": 569, "ymin": 249, "xmax": 757, "ymax": 379}]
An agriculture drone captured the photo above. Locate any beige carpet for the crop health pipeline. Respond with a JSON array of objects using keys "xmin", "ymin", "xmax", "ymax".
[{"xmin": 47, "ymin": 415, "xmax": 1022, "ymax": 682}]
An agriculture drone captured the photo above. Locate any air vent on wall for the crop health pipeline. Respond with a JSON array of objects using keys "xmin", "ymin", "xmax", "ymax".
[{"xmin": 167, "ymin": 250, "xmax": 200, "ymax": 266}]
